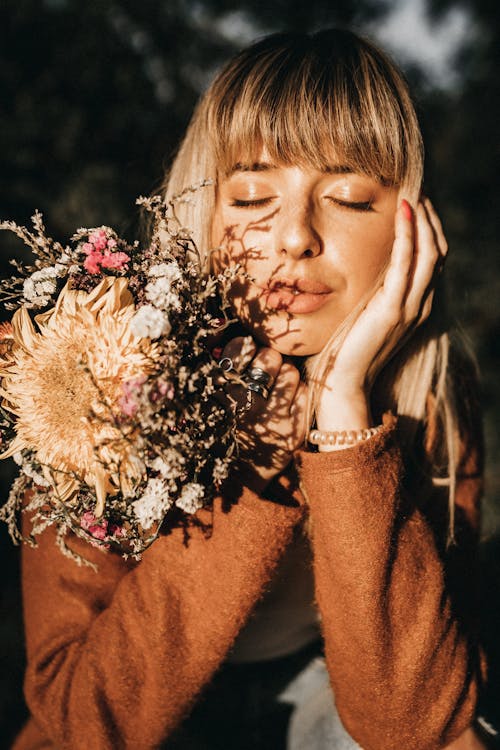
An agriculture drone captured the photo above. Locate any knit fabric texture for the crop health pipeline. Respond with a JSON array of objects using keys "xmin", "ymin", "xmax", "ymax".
[{"xmin": 13, "ymin": 415, "xmax": 485, "ymax": 750}]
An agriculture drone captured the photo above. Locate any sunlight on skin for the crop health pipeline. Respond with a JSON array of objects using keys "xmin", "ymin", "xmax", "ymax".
[
  {"xmin": 211, "ymin": 158, "xmax": 399, "ymax": 357},
  {"xmin": 211, "ymin": 153, "xmax": 447, "ymax": 455}
]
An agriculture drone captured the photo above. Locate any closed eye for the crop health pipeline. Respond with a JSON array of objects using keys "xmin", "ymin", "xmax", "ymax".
[
  {"xmin": 230, "ymin": 197, "xmax": 275, "ymax": 208},
  {"xmin": 327, "ymin": 197, "xmax": 374, "ymax": 212}
]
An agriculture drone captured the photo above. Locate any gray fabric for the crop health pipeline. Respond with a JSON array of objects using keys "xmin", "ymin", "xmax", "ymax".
[{"xmin": 279, "ymin": 656, "xmax": 361, "ymax": 750}]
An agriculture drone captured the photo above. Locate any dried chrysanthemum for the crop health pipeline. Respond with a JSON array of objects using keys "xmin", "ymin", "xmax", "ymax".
[
  {"xmin": 0, "ymin": 191, "xmax": 239, "ymax": 563},
  {"xmin": 0, "ymin": 276, "xmax": 158, "ymax": 515},
  {"xmin": 0, "ymin": 322, "xmax": 14, "ymax": 360}
]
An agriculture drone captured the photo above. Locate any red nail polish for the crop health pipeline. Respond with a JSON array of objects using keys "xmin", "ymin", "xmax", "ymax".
[{"xmin": 401, "ymin": 199, "xmax": 413, "ymax": 222}]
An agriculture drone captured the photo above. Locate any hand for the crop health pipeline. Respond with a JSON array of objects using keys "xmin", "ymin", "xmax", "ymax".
[
  {"xmin": 218, "ymin": 337, "xmax": 308, "ymax": 491},
  {"xmin": 316, "ymin": 197, "xmax": 448, "ymax": 436}
]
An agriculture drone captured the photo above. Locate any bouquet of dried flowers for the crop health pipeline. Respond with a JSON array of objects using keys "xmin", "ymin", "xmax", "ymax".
[{"xmin": 0, "ymin": 187, "xmax": 240, "ymax": 565}]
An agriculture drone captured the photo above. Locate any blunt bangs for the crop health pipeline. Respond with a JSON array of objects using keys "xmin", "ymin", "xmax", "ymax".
[{"xmin": 206, "ymin": 30, "xmax": 423, "ymax": 191}]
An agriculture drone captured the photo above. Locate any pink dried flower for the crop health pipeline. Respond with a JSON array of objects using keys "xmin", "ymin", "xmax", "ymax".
[
  {"xmin": 89, "ymin": 230, "xmax": 108, "ymax": 251},
  {"xmin": 82, "ymin": 234, "xmax": 130, "ymax": 274},
  {"xmin": 81, "ymin": 511, "xmax": 108, "ymax": 540},
  {"xmin": 83, "ymin": 252, "xmax": 104, "ymax": 275},
  {"xmin": 0, "ymin": 193, "xmax": 239, "ymax": 564},
  {"xmin": 119, "ymin": 376, "xmax": 147, "ymax": 416},
  {"xmin": 157, "ymin": 380, "xmax": 175, "ymax": 399},
  {"xmin": 80, "ymin": 511, "xmax": 123, "ymax": 548},
  {"xmin": 119, "ymin": 394, "xmax": 138, "ymax": 417},
  {"xmin": 100, "ymin": 250, "xmax": 130, "ymax": 270},
  {"xmin": 148, "ymin": 378, "xmax": 174, "ymax": 404}
]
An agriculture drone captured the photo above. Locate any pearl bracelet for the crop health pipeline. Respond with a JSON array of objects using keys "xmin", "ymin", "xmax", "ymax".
[{"xmin": 308, "ymin": 425, "xmax": 383, "ymax": 447}]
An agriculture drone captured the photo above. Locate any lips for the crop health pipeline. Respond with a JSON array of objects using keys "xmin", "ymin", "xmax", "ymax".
[{"xmin": 260, "ymin": 277, "xmax": 334, "ymax": 314}]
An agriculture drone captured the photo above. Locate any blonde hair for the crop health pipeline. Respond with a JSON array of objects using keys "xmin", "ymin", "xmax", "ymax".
[{"xmin": 163, "ymin": 29, "xmax": 477, "ymax": 541}]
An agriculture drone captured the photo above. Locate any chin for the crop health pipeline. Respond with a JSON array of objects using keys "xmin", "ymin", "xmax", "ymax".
[
  {"xmin": 234, "ymin": 304, "xmax": 329, "ymax": 356},
  {"xmin": 251, "ymin": 328, "xmax": 325, "ymax": 357}
]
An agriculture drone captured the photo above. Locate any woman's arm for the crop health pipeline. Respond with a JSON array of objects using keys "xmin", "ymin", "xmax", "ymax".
[
  {"xmin": 296, "ymin": 412, "xmax": 485, "ymax": 750},
  {"xmin": 17, "ymin": 483, "xmax": 304, "ymax": 750}
]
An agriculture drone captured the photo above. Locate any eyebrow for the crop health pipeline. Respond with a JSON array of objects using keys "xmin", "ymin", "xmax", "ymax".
[
  {"xmin": 228, "ymin": 161, "xmax": 354, "ymax": 176},
  {"xmin": 324, "ymin": 165, "xmax": 353, "ymax": 175},
  {"xmin": 229, "ymin": 162, "xmax": 276, "ymax": 174}
]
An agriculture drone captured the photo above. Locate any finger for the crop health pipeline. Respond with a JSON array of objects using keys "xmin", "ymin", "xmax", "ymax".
[
  {"xmin": 405, "ymin": 201, "xmax": 440, "ymax": 319},
  {"xmin": 269, "ymin": 362, "xmax": 300, "ymax": 405},
  {"xmin": 419, "ymin": 291, "xmax": 434, "ymax": 323},
  {"xmin": 380, "ymin": 200, "xmax": 415, "ymax": 312},
  {"xmin": 232, "ymin": 347, "xmax": 283, "ymax": 412},
  {"xmin": 274, "ymin": 361, "xmax": 300, "ymax": 386},
  {"xmin": 417, "ymin": 200, "xmax": 441, "ymax": 262},
  {"xmin": 290, "ymin": 380, "xmax": 308, "ymax": 413},
  {"xmin": 289, "ymin": 381, "xmax": 308, "ymax": 443},
  {"xmin": 423, "ymin": 197, "xmax": 448, "ymax": 258},
  {"xmin": 247, "ymin": 347, "xmax": 283, "ymax": 384},
  {"xmin": 221, "ymin": 336, "xmax": 257, "ymax": 372}
]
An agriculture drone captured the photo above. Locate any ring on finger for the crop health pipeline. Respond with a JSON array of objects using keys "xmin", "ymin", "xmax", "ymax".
[
  {"xmin": 244, "ymin": 366, "xmax": 274, "ymax": 389},
  {"xmin": 219, "ymin": 357, "xmax": 236, "ymax": 376},
  {"xmin": 245, "ymin": 381, "xmax": 270, "ymax": 400}
]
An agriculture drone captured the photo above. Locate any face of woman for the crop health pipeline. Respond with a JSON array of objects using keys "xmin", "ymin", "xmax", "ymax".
[{"xmin": 211, "ymin": 153, "xmax": 399, "ymax": 356}]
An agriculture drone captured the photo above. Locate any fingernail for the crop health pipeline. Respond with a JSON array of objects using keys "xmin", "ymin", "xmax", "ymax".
[{"xmin": 401, "ymin": 199, "xmax": 413, "ymax": 222}]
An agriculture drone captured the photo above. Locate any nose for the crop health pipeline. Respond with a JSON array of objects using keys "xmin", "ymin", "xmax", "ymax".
[{"xmin": 275, "ymin": 202, "xmax": 321, "ymax": 260}]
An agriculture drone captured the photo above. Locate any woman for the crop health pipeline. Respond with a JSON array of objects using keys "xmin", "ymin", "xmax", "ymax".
[{"xmin": 14, "ymin": 29, "xmax": 489, "ymax": 750}]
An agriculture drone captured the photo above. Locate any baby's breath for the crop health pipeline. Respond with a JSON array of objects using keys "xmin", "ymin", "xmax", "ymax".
[{"xmin": 0, "ymin": 192, "xmax": 240, "ymax": 564}]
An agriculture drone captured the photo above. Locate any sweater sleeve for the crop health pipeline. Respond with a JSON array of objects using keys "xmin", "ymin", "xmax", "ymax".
[
  {"xmin": 295, "ymin": 413, "xmax": 485, "ymax": 750},
  {"xmin": 17, "ymin": 484, "xmax": 304, "ymax": 750}
]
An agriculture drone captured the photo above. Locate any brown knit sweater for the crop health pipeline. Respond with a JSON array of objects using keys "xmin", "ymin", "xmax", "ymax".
[{"xmin": 12, "ymin": 415, "xmax": 485, "ymax": 750}]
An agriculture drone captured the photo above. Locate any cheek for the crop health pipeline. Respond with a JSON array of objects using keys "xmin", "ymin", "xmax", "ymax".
[
  {"xmin": 210, "ymin": 211, "xmax": 224, "ymax": 273},
  {"xmin": 211, "ymin": 208, "xmax": 255, "ymax": 272},
  {"xmin": 363, "ymin": 229, "xmax": 394, "ymax": 274},
  {"xmin": 339, "ymin": 219, "xmax": 395, "ymax": 291}
]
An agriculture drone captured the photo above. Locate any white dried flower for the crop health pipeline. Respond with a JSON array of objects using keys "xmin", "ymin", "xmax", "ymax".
[
  {"xmin": 132, "ymin": 477, "xmax": 172, "ymax": 529},
  {"xmin": 0, "ymin": 192, "xmax": 238, "ymax": 563},
  {"xmin": 145, "ymin": 278, "xmax": 181, "ymax": 311},
  {"xmin": 148, "ymin": 262, "xmax": 182, "ymax": 282},
  {"xmin": 175, "ymin": 482, "xmax": 205, "ymax": 514},
  {"xmin": 23, "ymin": 267, "xmax": 59, "ymax": 306},
  {"xmin": 13, "ymin": 453, "xmax": 50, "ymax": 487},
  {"xmin": 151, "ymin": 450, "xmax": 185, "ymax": 479},
  {"xmin": 212, "ymin": 457, "xmax": 229, "ymax": 485},
  {"xmin": 130, "ymin": 305, "xmax": 171, "ymax": 339}
]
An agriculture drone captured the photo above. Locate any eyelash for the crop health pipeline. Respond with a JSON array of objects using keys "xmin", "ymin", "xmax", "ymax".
[
  {"xmin": 327, "ymin": 197, "xmax": 374, "ymax": 212},
  {"xmin": 230, "ymin": 197, "xmax": 374, "ymax": 211},
  {"xmin": 230, "ymin": 198, "xmax": 274, "ymax": 208}
]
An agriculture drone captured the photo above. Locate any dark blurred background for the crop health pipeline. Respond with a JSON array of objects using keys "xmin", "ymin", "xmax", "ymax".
[{"xmin": 0, "ymin": 0, "xmax": 498, "ymax": 745}]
